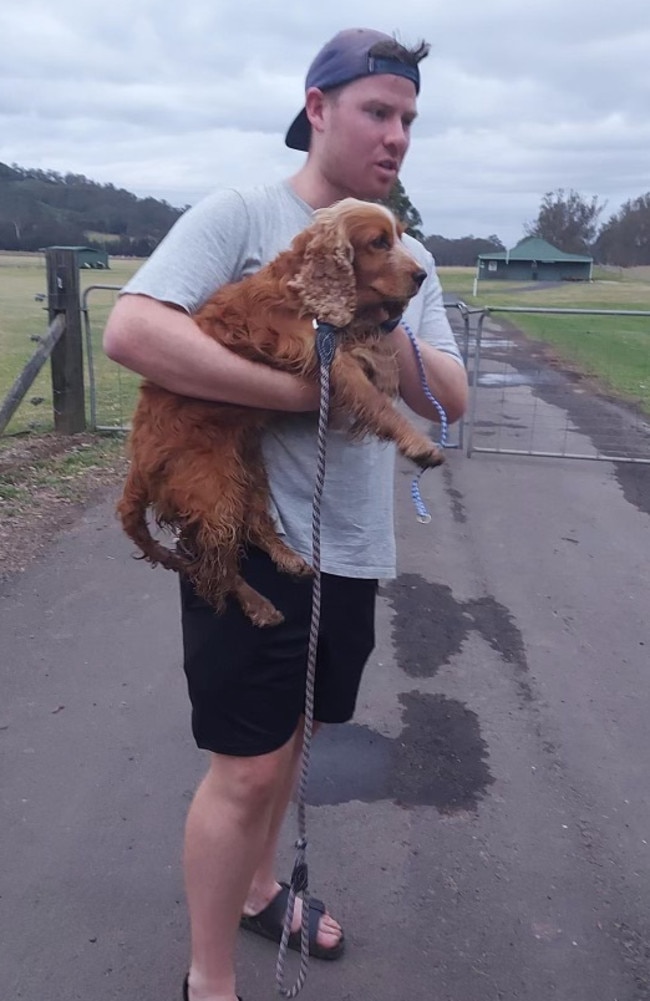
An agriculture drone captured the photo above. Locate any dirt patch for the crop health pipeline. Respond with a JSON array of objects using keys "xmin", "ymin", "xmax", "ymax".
[{"xmin": 0, "ymin": 432, "xmax": 128, "ymax": 580}]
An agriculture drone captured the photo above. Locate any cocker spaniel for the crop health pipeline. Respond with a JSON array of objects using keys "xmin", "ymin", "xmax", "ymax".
[{"xmin": 117, "ymin": 198, "xmax": 444, "ymax": 626}]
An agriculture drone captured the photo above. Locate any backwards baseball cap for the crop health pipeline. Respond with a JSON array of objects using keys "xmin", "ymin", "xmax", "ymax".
[{"xmin": 285, "ymin": 28, "xmax": 421, "ymax": 152}]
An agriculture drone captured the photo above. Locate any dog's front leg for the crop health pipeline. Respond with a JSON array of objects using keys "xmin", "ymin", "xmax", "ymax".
[{"xmin": 331, "ymin": 353, "xmax": 444, "ymax": 468}]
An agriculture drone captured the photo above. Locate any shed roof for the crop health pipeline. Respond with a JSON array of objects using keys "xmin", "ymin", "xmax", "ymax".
[
  {"xmin": 478, "ymin": 237, "xmax": 592, "ymax": 263},
  {"xmin": 43, "ymin": 245, "xmax": 106, "ymax": 253}
]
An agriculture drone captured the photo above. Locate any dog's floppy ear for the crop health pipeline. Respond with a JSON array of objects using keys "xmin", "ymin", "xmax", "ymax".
[{"xmin": 287, "ymin": 215, "xmax": 356, "ymax": 328}]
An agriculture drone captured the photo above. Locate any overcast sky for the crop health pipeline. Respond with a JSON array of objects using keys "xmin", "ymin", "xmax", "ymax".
[{"xmin": 1, "ymin": 0, "xmax": 649, "ymax": 247}]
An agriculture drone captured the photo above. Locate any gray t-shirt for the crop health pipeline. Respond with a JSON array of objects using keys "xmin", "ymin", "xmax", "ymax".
[{"xmin": 121, "ymin": 180, "xmax": 463, "ymax": 578}]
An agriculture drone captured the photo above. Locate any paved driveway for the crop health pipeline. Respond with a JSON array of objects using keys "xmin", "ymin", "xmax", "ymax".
[{"xmin": 1, "ymin": 400, "xmax": 649, "ymax": 1000}]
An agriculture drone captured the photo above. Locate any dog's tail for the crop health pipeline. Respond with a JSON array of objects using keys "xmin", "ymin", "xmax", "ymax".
[{"xmin": 117, "ymin": 467, "xmax": 186, "ymax": 573}]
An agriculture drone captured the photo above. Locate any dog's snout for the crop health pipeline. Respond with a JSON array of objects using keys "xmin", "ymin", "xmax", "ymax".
[{"xmin": 413, "ymin": 269, "xmax": 427, "ymax": 289}]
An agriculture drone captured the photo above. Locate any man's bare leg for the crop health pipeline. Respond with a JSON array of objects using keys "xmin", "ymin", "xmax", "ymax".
[
  {"xmin": 242, "ymin": 720, "xmax": 343, "ymax": 950},
  {"xmin": 184, "ymin": 739, "xmax": 298, "ymax": 1001}
]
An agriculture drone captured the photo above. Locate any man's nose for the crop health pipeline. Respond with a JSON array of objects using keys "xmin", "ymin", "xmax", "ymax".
[{"xmin": 384, "ymin": 118, "xmax": 409, "ymax": 153}]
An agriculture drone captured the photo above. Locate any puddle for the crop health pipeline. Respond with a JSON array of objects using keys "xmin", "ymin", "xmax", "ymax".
[
  {"xmin": 478, "ymin": 372, "xmax": 553, "ymax": 388},
  {"xmin": 482, "ymin": 339, "xmax": 516, "ymax": 350}
]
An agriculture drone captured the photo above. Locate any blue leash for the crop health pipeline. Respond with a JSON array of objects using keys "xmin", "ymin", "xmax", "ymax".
[{"xmin": 402, "ymin": 321, "xmax": 448, "ymax": 524}]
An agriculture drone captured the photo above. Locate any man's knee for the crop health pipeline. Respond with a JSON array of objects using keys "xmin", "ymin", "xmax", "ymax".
[{"xmin": 205, "ymin": 741, "xmax": 295, "ymax": 813}]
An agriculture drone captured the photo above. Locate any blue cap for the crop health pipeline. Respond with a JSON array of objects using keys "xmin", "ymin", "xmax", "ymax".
[{"xmin": 285, "ymin": 28, "xmax": 421, "ymax": 152}]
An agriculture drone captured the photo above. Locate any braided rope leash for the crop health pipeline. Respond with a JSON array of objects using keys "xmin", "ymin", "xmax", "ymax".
[
  {"xmin": 275, "ymin": 318, "xmax": 446, "ymax": 996},
  {"xmin": 402, "ymin": 320, "xmax": 449, "ymax": 524},
  {"xmin": 275, "ymin": 320, "xmax": 337, "ymax": 998}
]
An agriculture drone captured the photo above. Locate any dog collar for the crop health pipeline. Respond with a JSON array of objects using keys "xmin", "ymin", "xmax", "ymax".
[{"xmin": 380, "ymin": 315, "xmax": 403, "ymax": 333}]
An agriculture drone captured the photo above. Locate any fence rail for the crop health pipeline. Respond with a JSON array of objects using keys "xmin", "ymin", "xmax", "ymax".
[{"xmin": 0, "ymin": 314, "xmax": 65, "ymax": 435}]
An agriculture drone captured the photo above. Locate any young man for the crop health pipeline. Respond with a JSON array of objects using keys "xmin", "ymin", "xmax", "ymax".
[{"xmin": 103, "ymin": 27, "xmax": 468, "ymax": 1001}]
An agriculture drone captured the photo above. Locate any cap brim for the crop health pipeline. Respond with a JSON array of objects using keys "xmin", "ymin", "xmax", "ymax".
[{"xmin": 285, "ymin": 108, "xmax": 310, "ymax": 151}]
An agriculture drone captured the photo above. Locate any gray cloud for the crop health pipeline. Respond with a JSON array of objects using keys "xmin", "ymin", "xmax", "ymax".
[{"xmin": 1, "ymin": 0, "xmax": 649, "ymax": 246}]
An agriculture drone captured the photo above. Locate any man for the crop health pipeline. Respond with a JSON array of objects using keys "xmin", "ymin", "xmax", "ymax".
[{"xmin": 103, "ymin": 27, "xmax": 468, "ymax": 1001}]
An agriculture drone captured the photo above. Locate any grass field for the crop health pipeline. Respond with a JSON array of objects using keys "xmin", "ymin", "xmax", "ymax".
[
  {"xmin": 437, "ymin": 265, "xmax": 650, "ymax": 413},
  {"xmin": 1, "ymin": 254, "xmax": 650, "ymax": 438}
]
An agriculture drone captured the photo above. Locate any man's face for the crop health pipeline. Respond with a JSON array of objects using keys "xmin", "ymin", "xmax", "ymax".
[{"xmin": 311, "ymin": 73, "xmax": 418, "ymax": 200}]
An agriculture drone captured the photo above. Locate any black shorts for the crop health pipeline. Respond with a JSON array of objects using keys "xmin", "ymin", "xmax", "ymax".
[{"xmin": 180, "ymin": 547, "xmax": 378, "ymax": 756}]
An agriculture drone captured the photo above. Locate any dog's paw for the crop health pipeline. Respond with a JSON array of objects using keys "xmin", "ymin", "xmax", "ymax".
[
  {"xmin": 250, "ymin": 601, "xmax": 285, "ymax": 628},
  {"xmin": 405, "ymin": 440, "xmax": 445, "ymax": 470},
  {"xmin": 280, "ymin": 555, "xmax": 314, "ymax": 578}
]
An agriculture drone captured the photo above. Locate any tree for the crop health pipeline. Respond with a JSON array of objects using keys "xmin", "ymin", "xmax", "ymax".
[
  {"xmin": 424, "ymin": 233, "xmax": 504, "ymax": 267},
  {"xmin": 525, "ymin": 188, "xmax": 605, "ymax": 255},
  {"xmin": 383, "ymin": 179, "xmax": 424, "ymax": 241},
  {"xmin": 594, "ymin": 193, "xmax": 650, "ymax": 266}
]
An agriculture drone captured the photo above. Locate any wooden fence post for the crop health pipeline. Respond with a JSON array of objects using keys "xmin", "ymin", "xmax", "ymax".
[{"xmin": 46, "ymin": 248, "xmax": 86, "ymax": 434}]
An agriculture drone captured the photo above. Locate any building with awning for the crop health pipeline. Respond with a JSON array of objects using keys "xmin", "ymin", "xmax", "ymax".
[{"xmin": 477, "ymin": 237, "xmax": 593, "ymax": 282}]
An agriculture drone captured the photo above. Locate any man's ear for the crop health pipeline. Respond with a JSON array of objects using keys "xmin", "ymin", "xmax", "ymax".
[{"xmin": 304, "ymin": 87, "xmax": 327, "ymax": 140}]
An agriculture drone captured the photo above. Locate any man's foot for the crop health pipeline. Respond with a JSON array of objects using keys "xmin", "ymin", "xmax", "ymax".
[{"xmin": 241, "ymin": 881, "xmax": 345, "ymax": 959}]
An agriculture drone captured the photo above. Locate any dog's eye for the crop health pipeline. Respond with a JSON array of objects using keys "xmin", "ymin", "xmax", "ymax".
[{"xmin": 371, "ymin": 234, "xmax": 392, "ymax": 250}]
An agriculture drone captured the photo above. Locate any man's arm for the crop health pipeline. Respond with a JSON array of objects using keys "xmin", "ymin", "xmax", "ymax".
[
  {"xmin": 103, "ymin": 294, "xmax": 319, "ymax": 412},
  {"xmin": 391, "ymin": 238, "xmax": 469, "ymax": 424},
  {"xmin": 388, "ymin": 324, "xmax": 468, "ymax": 424}
]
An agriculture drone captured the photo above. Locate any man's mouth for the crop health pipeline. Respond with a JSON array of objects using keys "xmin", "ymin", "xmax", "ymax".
[{"xmin": 376, "ymin": 159, "xmax": 398, "ymax": 175}]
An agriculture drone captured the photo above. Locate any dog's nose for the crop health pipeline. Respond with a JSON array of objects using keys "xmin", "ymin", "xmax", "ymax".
[{"xmin": 413, "ymin": 269, "xmax": 427, "ymax": 288}]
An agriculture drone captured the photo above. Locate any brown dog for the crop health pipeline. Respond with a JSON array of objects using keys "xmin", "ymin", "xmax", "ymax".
[{"xmin": 117, "ymin": 198, "xmax": 443, "ymax": 626}]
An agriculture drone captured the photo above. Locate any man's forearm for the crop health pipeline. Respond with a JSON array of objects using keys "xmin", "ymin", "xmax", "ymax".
[
  {"xmin": 389, "ymin": 326, "xmax": 468, "ymax": 424},
  {"xmin": 103, "ymin": 294, "xmax": 319, "ymax": 411}
]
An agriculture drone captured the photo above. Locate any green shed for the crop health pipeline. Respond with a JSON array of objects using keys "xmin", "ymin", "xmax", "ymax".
[
  {"xmin": 477, "ymin": 237, "xmax": 592, "ymax": 282},
  {"xmin": 43, "ymin": 245, "xmax": 110, "ymax": 269}
]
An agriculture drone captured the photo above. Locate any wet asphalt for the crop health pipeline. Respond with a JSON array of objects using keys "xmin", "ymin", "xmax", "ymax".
[{"xmin": 1, "ymin": 317, "xmax": 650, "ymax": 1001}]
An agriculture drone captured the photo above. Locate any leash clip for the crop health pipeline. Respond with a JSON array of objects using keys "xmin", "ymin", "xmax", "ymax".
[{"xmin": 313, "ymin": 319, "xmax": 337, "ymax": 367}]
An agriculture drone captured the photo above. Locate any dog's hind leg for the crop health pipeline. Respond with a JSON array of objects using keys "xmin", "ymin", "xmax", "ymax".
[
  {"xmin": 245, "ymin": 465, "xmax": 313, "ymax": 577},
  {"xmin": 117, "ymin": 466, "xmax": 187, "ymax": 572},
  {"xmin": 231, "ymin": 575, "xmax": 285, "ymax": 627},
  {"xmin": 158, "ymin": 451, "xmax": 287, "ymax": 624}
]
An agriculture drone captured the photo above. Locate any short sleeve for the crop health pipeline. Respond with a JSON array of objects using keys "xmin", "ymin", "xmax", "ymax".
[
  {"xmin": 120, "ymin": 188, "xmax": 252, "ymax": 313},
  {"xmin": 401, "ymin": 236, "xmax": 464, "ymax": 366}
]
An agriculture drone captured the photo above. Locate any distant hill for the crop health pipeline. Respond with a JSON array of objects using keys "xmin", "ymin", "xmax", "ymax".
[{"xmin": 0, "ymin": 162, "xmax": 186, "ymax": 256}]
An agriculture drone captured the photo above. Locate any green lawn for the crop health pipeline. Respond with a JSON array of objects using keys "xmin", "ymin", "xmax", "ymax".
[{"xmin": 437, "ymin": 266, "xmax": 650, "ymax": 414}]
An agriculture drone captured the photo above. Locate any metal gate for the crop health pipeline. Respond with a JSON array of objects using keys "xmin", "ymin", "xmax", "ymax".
[
  {"xmin": 82, "ymin": 284, "xmax": 140, "ymax": 431},
  {"xmin": 463, "ymin": 306, "xmax": 650, "ymax": 464}
]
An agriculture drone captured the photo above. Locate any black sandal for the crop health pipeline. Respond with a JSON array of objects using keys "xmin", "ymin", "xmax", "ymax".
[
  {"xmin": 239, "ymin": 881, "xmax": 345, "ymax": 961},
  {"xmin": 183, "ymin": 974, "xmax": 242, "ymax": 1000}
]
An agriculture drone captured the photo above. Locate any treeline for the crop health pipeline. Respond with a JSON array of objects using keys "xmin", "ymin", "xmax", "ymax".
[
  {"xmin": 594, "ymin": 193, "xmax": 650, "ymax": 267},
  {"xmin": 423, "ymin": 234, "xmax": 504, "ymax": 266},
  {"xmin": 383, "ymin": 179, "xmax": 505, "ymax": 264},
  {"xmin": 525, "ymin": 188, "xmax": 650, "ymax": 267},
  {"xmin": 0, "ymin": 162, "xmax": 185, "ymax": 256},
  {"xmin": 3, "ymin": 162, "xmax": 648, "ymax": 268}
]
